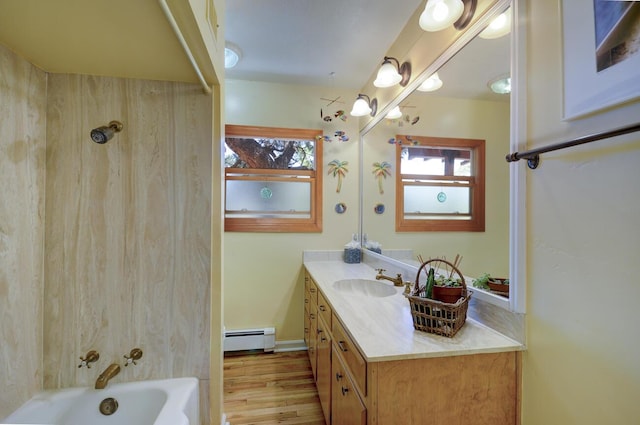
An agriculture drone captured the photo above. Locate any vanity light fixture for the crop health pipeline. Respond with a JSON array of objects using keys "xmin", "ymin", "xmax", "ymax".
[
  {"xmin": 479, "ymin": 7, "xmax": 511, "ymax": 39},
  {"xmin": 416, "ymin": 72, "xmax": 443, "ymax": 92},
  {"xmin": 385, "ymin": 106, "xmax": 403, "ymax": 120},
  {"xmin": 225, "ymin": 42, "xmax": 242, "ymax": 68},
  {"xmin": 350, "ymin": 94, "xmax": 378, "ymax": 117},
  {"xmin": 488, "ymin": 74, "xmax": 511, "ymax": 94},
  {"xmin": 373, "ymin": 56, "xmax": 412, "ymax": 88},
  {"xmin": 419, "ymin": 0, "xmax": 476, "ymax": 32}
]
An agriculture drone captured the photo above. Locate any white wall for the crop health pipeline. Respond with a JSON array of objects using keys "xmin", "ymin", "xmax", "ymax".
[{"xmin": 523, "ymin": 1, "xmax": 640, "ymax": 423}]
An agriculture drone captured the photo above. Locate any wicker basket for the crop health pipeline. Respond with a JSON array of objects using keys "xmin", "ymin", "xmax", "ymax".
[{"xmin": 407, "ymin": 258, "xmax": 472, "ymax": 337}]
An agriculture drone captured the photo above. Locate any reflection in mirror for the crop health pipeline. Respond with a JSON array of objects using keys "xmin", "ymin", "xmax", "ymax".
[
  {"xmin": 361, "ymin": 19, "xmax": 511, "ymax": 295},
  {"xmin": 396, "ymin": 135, "xmax": 485, "ymax": 232}
]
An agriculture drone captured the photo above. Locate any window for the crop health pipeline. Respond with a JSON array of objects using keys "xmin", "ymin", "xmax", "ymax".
[
  {"xmin": 224, "ymin": 125, "xmax": 323, "ymax": 232},
  {"xmin": 395, "ymin": 135, "xmax": 485, "ymax": 232}
]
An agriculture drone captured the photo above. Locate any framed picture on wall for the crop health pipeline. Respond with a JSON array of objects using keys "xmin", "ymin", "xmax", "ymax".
[{"xmin": 562, "ymin": 0, "xmax": 640, "ymax": 120}]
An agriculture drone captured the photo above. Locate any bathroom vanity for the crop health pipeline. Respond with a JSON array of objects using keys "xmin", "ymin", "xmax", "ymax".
[{"xmin": 304, "ymin": 259, "xmax": 522, "ymax": 425}]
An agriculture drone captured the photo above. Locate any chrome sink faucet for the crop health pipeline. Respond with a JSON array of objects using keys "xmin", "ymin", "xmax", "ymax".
[{"xmin": 375, "ymin": 268, "xmax": 404, "ymax": 287}]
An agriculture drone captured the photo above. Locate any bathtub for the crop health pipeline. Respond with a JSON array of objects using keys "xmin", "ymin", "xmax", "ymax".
[{"xmin": 1, "ymin": 377, "xmax": 198, "ymax": 425}]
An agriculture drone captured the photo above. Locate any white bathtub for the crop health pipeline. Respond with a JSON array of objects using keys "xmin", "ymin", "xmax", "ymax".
[{"xmin": 1, "ymin": 377, "xmax": 199, "ymax": 425}]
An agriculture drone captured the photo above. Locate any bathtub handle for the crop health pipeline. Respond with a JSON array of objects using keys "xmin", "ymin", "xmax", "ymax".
[
  {"xmin": 78, "ymin": 350, "xmax": 100, "ymax": 368},
  {"xmin": 124, "ymin": 348, "xmax": 143, "ymax": 366}
]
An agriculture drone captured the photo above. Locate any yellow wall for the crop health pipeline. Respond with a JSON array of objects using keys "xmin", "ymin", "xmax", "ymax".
[
  {"xmin": 523, "ymin": 1, "xmax": 640, "ymax": 423},
  {"xmin": 224, "ymin": 80, "xmax": 360, "ymax": 341}
]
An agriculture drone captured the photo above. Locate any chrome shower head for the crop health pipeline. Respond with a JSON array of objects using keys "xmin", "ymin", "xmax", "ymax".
[{"xmin": 90, "ymin": 121, "xmax": 123, "ymax": 144}]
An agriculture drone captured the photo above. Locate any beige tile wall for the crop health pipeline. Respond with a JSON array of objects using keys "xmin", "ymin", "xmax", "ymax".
[
  {"xmin": 43, "ymin": 74, "xmax": 212, "ymax": 422},
  {"xmin": 0, "ymin": 45, "xmax": 47, "ymax": 418}
]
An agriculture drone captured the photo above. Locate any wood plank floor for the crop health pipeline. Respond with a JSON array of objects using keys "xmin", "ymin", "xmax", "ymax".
[{"xmin": 223, "ymin": 351, "xmax": 326, "ymax": 425}]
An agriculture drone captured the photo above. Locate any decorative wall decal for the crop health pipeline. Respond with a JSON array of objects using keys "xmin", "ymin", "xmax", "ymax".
[
  {"xmin": 372, "ymin": 161, "xmax": 392, "ymax": 194},
  {"xmin": 388, "ymin": 135, "xmax": 418, "ymax": 145},
  {"xmin": 327, "ymin": 159, "xmax": 349, "ymax": 193},
  {"xmin": 316, "ymin": 130, "xmax": 350, "ymax": 143}
]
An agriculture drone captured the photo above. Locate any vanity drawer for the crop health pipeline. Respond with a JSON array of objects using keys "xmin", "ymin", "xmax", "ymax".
[
  {"xmin": 317, "ymin": 291, "xmax": 332, "ymax": 329},
  {"xmin": 332, "ymin": 314, "xmax": 366, "ymax": 396},
  {"xmin": 305, "ymin": 274, "xmax": 318, "ymax": 306}
]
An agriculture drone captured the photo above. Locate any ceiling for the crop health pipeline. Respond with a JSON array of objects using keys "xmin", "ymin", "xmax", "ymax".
[
  {"xmin": 225, "ymin": 0, "xmax": 425, "ymax": 89},
  {"xmin": 0, "ymin": 0, "xmax": 196, "ymax": 83},
  {"xmin": 226, "ymin": 0, "xmax": 511, "ymax": 102},
  {"xmin": 0, "ymin": 0, "xmax": 510, "ymax": 101}
]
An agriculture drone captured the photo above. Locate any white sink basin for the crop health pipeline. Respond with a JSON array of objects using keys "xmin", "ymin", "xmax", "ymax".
[{"xmin": 333, "ymin": 279, "xmax": 397, "ymax": 298}]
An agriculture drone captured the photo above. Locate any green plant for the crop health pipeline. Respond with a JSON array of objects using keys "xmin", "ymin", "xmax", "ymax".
[
  {"xmin": 489, "ymin": 277, "xmax": 509, "ymax": 285},
  {"xmin": 435, "ymin": 275, "xmax": 462, "ymax": 287},
  {"xmin": 472, "ymin": 273, "xmax": 491, "ymax": 290}
]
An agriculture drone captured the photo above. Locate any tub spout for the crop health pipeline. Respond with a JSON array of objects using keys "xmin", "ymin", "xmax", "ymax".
[{"xmin": 95, "ymin": 363, "xmax": 121, "ymax": 389}]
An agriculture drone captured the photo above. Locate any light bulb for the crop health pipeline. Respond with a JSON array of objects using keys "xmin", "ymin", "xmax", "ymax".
[
  {"xmin": 350, "ymin": 97, "xmax": 372, "ymax": 117},
  {"xmin": 417, "ymin": 72, "xmax": 443, "ymax": 92},
  {"xmin": 374, "ymin": 61, "xmax": 402, "ymax": 88},
  {"xmin": 419, "ymin": 0, "xmax": 464, "ymax": 32},
  {"xmin": 386, "ymin": 106, "xmax": 403, "ymax": 120},
  {"xmin": 479, "ymin": 8, "xmax": 512, "ymax": 39}
]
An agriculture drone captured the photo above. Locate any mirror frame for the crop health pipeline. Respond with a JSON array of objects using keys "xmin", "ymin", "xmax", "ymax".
[{"xmin": 358, "ymin": 0, "xmax": 526, "ymax": 313}]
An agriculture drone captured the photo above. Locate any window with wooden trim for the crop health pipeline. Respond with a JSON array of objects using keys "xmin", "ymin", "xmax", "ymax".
[
  {"xmin": 395, "ymin": 135, "xmax": 485, "ymax": 232},
  {"xmin": 224, "ymin": 125, "xmax": 323, "ymax": 232}
]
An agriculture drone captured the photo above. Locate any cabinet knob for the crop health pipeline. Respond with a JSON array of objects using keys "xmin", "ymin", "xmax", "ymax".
[
  {"xmin": 341, "ymin": 386, "xmax": 349, "ymax": 396},
  {"xmin": 338, "ymin": 341, "xmax": 348, "ymax": 352},
  {"xmin": 319, "ymin": 305, "xmax": 326, "ymax": 311},
  {"xmin": 335, "ymin": 372, "xmax": 343, "ymax": 382}
]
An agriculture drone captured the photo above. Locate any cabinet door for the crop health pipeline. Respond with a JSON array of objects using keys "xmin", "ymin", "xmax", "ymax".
[
  {"xmin": 332, "ymin": 347, "xmax": 366, "ymax": 425},
  {"xmin": 317, "ymin": 316, "xmax": 332, "ymax": 424},
  {"xmin": 308, "ymin": 302, "xmax": 318, "ymax": 380}
]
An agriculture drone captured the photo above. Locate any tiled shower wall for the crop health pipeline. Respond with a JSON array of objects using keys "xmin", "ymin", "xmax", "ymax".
[
  {"xmin": 0, "ymin": 43, "xmax": 213, "ymax": 425},
  {"xmin": 44, "ymin": 74, "xmax": 212, "ymax": 423},
  {"xmin": 0, "ymin": 45, "xmax": 47, "ymax": 418}
]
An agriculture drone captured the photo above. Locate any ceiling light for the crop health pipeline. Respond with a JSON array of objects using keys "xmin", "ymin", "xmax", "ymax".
[
  {"xmin": 489, "ymin": 75, "xmax": 511, "ymax": 94},
  {"xmin": 416, "ymin": 72, "xmax": 443, "ymax": 92},
  {"xmin": 419, "ymin": 0, "xmax": 464, "ymax": 32},
  {"xmin": 224, "ymin": 43, "xmax": 241, "ymax": 68},
  {"xmin": 350, "ymin": 94, "xmax": 378, "ymax": 117},
  {"xmin": 374, "ymin": 57, "xmax": 412, "ymax": 88},
  {"xmin": 386, "ymin": 106, "xmax": 403, "ymax": 120},
  {"xmin": 479, "ymin": 7, "xmax": 512, "ymax": 39}
]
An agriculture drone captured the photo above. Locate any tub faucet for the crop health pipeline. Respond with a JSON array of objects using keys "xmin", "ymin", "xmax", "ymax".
[
  {"xmin": 375, "ymin": 269, "xmax": 404, "ymax": 287},
  {"xmin": 95, "ymin": 363, "xmax": 121, "ymax": 390}
]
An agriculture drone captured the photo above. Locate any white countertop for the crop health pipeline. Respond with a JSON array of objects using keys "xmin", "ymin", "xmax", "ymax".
[{"xmin": 304, "ymin": 260, "xmax": 524, "ymax": 362}]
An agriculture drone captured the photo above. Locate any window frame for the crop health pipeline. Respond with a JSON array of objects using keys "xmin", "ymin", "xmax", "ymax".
[
  {"xmin": 224, "ymin": 124, "xmax": 323, "ymax": 233},
  {"xmin": 395, "ymin": 135, "xmax": 485, "ymax": 232}
]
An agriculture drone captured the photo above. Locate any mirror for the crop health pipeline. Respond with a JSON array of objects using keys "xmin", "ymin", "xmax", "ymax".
[{"xmin": 360, "ymin": 4, "xmax": 512, "ymax": 299}]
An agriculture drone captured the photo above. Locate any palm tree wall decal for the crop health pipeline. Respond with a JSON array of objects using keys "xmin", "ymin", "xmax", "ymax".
[
  {"xmin": 372, "ymin": 161, "xmax": 392, "ymax": 194},
  {"xmin": 327, "ymin": 159, "xmax": 349, "ymax": 193}
]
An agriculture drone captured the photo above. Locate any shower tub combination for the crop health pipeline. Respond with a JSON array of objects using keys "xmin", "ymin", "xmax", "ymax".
[{"xmin": 1, "ymin": 377, "xmax": 199, "ymax": 425}]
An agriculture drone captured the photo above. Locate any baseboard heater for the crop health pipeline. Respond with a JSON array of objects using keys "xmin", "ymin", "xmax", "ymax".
[{"xmin": 224, "ymin": 327, "xmax": 275, "ymax": 352}]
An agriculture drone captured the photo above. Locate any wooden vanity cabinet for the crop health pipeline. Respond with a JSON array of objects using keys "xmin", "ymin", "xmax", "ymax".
[
  {"xmin": 304, "ymin": 270, "xmax": 519, "ymax": 425},
  {"xmin": 316, "ymin": 314, "xmax": 332, "ymax": 423},
  {"xmin": 332, "ymin": 346, "xmax": 366, "ymax": 425},
  {"xmin": 304, "ymin": 275, "xmax": 318, "ymax": 380}
]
